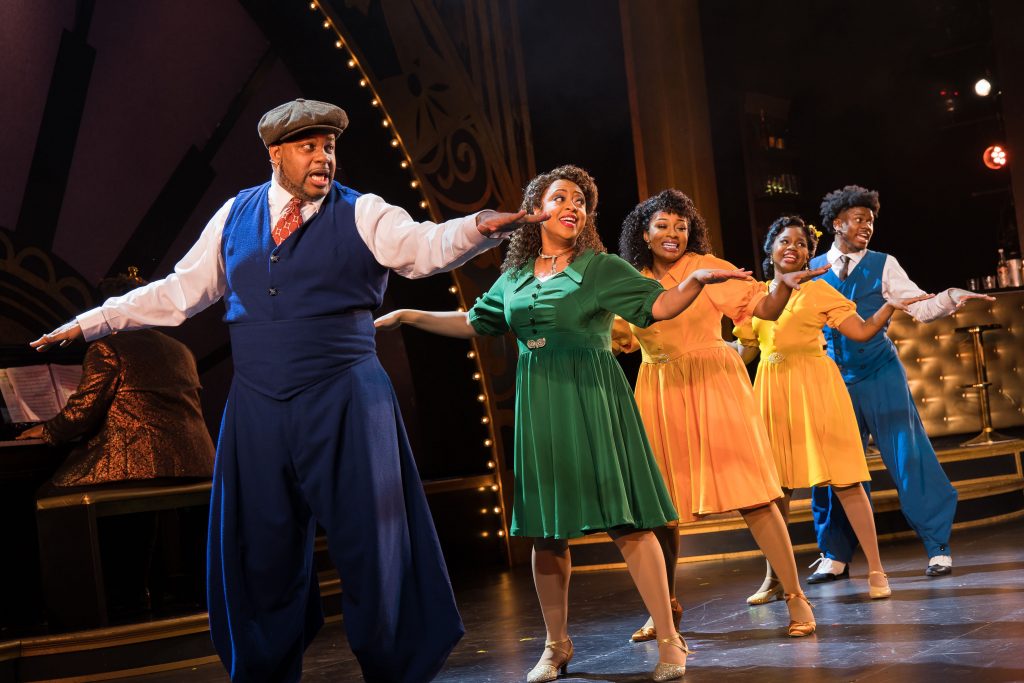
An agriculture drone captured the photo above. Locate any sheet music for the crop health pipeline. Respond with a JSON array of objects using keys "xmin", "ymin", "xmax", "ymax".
[
  {"xmin": 3, "ymin": 365, "xmax": 61, "ymax": 422},
  {"xmin": 0, "ymin": 370, "xmax": 29, "ymax": 423},
  {"xmin": 49, "ymin": 364, "xmax": 83, "ymax": 406}
]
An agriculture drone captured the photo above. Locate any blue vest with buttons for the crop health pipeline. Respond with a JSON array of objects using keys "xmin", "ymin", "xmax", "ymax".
[
  {"xmin": 219, "ymin": 181, "xmax": 389, "ymax": 399},
  {"xmin": 220, "ymin": 180, "xmax": 386, "ymax": 322},
  {"xmin": 810, "ymin": 249, "xmax": 896, "ymax": 384}
]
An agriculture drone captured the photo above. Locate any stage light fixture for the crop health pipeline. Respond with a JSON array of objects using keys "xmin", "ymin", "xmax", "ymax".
[
  {"xmin": 975, "ymin": 78, "xmax": 992, "ymax": 97},
  {"xmin": 983, "ymin": 145, "xmax": 1007, "ymax": 169}
]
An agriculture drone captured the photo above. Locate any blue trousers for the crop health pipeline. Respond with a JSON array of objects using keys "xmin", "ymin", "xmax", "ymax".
[
  {"xmin": 206, "ymin": 353, "xmax": 463, "ymax": 682},
  {"xmin": 811, "ymin": 357, "xmax": 957, "ymax": 562}
]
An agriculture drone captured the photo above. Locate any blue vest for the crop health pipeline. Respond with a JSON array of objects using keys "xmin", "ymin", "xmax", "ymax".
[
  {"xmin": 220, "ymin": 181, "xmax": 389, "ymax": 399},
  {"xmin": 810, "ymin": 249, "xmax": 897, "ymax": 384}
]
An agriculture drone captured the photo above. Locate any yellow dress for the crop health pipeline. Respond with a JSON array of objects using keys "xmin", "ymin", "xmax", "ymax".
[
  {"xmin": 613, "ymin": 253, "xmax": 782, "ymax": 521},
  {"xmin": 733, "ymin": 279, "xmax": 870, "ymax": 489}
]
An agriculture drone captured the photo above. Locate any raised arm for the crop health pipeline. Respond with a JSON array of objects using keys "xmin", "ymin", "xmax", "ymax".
[
  {"xmin": 355, "ymin": 194, "xmax": 547, "ymax": 279},
  {"xmin": 31, "ymin": 200, "xmax": 231, "ymax": 351},
  {"xmin": 374, "ymin": 309, "xmax": 479, "ymax": 339},
  {"xmin": 651, "ymin": 267, "xmax": 755, "ymax": 321},
  {"xmin": 882, "ymin": 255, "xmax": 994, "ymax": 322},
  {"xmin": 836, "ymin": 294, "xmax": 936, "ymax": 341},
  {"xmin": 751, "ymin": 264, "xmax": 832, "ymax": 321}
]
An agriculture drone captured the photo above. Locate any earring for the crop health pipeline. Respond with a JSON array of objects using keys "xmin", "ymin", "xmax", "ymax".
[{"xmin": 645, "ymin": 241, "xmax": 652, "ymax": 250}]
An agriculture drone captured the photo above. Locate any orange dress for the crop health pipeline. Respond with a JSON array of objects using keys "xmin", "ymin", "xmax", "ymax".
[
  {"xmin": 613, "ymin": 253, "xmax": 782, "ymax": 521},
  {"xmin": 733, "ymin": 280, "xmax": 871, "ymax": 488}
]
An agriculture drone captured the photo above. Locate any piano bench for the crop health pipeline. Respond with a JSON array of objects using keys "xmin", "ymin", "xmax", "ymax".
[{"xmin": 35, "ymin": 480, "xmax": 212, "ymax": 630}]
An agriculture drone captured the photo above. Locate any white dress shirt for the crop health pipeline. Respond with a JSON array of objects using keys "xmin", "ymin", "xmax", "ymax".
[
  {"xmin": 823, "ymin": 244, "xmax": 958, "ymax": 322},
  {"xmin": 77, "ymin": 179, "xmax": 497, "ymax": 340}
]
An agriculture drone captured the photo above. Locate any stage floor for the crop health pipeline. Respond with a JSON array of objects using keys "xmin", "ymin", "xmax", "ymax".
[{"xmin": 140, "ymin": 515, "xmax": 1024, "ymax": 682}]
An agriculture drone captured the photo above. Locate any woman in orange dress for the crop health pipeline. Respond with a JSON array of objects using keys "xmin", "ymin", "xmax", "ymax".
[
  {"xmin": 615, "ymin": 189, "xmax": 827, "ymax": 638},
  {"xmin": 732, "ymin": 216, "xmax": 931, "ymax": 602}
]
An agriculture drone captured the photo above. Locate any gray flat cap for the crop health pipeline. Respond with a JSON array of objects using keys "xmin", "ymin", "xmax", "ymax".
[{"xmin": 258, "ymin": 98, "xmax": 349, "ymax": 147}]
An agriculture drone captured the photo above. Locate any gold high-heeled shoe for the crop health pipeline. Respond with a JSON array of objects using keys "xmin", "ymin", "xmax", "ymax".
[
  {"xmin": 652, "ymin": 633, "xmax": 692, "ymax": 682},
  {"xmin": 631, "ymin": 598, "xmax": 684, "ymax": 642},
  {"xmin": 746, "ymin": 579, "xmax": 783, "ymax": 605},
  {"xmin": 868, "ymin": 570, "xmax": 892, "ymax": 599},
  {"xmin": 784, "ymin": 592, "xmax": 816, "ymax": 637},
  {"xmin": 525, "ymin": 637, "xmax": 573, "ymax": 683}
]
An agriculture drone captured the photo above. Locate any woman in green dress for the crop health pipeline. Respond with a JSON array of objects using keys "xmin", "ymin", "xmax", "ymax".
[{"xmin": 376, "ymin": 165, "xmax": 752, "ymax": 682}]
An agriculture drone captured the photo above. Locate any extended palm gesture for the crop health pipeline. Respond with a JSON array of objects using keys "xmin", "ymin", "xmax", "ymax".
[
  {"xmin": 777, "ymin": 263, "xmax": 831, "ymax": 290},
  {"xmin": 889, "ymin": 293, "xmax": 936, "ymax": 312},
  {"xmin": 30, "ymin": 321, "xmax": 83, "ymax": 351},
  {"xmin": 949, "ymin": 288, "xmax": 996, "ymax": 309},
  {"xmin": 692, "ymin": 268, "xmax": 754, "ymax": 284},
  {"xmin": 476, "ymin": 210, "xmax": 551, "ymax": 237}
]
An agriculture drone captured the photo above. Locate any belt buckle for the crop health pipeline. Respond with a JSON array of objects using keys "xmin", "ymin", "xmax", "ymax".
[
  {"xmin": 766, "ymin": 351, "xmax": 785, "ymax": 364},
  {"xmin": 526, "ymin": 337, "xmax": 547, "ymax": 350}
]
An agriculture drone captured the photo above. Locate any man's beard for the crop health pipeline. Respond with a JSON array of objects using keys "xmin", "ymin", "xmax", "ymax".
[{"xmin": 276, "ymin": 167, "xmax": 329, "ymax": 202}]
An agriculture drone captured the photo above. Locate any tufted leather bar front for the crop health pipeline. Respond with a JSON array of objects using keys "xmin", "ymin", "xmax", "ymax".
[{"xmin": 888, "ymin": 289, "xmax": 1024, "ymax": 437}]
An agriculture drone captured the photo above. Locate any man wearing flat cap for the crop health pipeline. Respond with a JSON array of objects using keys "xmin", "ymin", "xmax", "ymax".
[{"xmin": 33, "ymin": 98, "xmax": 545, "ymax": 683}]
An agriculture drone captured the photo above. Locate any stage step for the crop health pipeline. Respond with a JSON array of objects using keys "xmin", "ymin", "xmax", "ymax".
[{"xmin": 568, "ymin": 438, "xmax": 1024, "ymax": 571}]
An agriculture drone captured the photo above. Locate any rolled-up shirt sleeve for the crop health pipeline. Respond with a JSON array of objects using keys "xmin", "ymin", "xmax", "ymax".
[
  {"xmin": 881, "ymin": 254, "xmax": 957, "ymax": 323},
  {"xmin": 76, "ymin": 200, "xmax": 231, "ymax": 341},
  {"xmin": 354, "ymin": 193, "xmax": 499, "ymax": 279}
]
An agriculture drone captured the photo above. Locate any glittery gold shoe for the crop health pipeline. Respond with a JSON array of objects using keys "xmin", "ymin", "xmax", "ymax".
[
  {"xmin": 652, "ymin": 633, "xmax": 692, "ymax": 681},
  {"xmin": 631, "ymin": 599, "xmax": 683, "ymax": 642},
  {"xmin": 525, "ymin": 637, "xmax": 573, "ymax": 683},
  {"xmin": 784, "ymin": 592, "xmax": 816, "ymax": 637},
  {"xmin": 868, "ymin": 570, "xmax": 892, "ymax": 599},
  {"xmin": 746, "ymin": 580, "xmax": 783, "ymax": 605}
]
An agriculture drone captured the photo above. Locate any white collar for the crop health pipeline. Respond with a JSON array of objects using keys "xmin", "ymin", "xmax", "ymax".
[
  {"xmin": 827, "ymin": 243, "xmax": 866, "ymax": 266},
  {"xmin": 268, "ymin": 176, "xmax": 327, "ymax": 217}
]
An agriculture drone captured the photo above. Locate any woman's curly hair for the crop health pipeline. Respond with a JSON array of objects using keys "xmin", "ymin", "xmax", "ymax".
[
  {"xmin": 819, "ymin": 184, "xmax": 880, "ymax": 233},
  {"xmin": 501, "ymin": 165, "xmax": 606, "ymax": 274},
  {"xmin": 761, "ymin": 215, "xmax": 818, "ymax": 278},
  {"xmin": 618, "ymin": 189, "xmax": 712, "ymax": 270}
]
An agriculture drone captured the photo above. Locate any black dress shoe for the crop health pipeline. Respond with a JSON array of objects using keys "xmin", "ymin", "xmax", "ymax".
[
  {"xmin": 806, "ymin": 555, "xmax": 850, "ymax": 584},
  {"xmin": 925, "ymin": 564, "xmax": 953, "ymax": 577},
  {"xmin": 808, "ymin": 564, "xmax": 850, "ymax": 584}
]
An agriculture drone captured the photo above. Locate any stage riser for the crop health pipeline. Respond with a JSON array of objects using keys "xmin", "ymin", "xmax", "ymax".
[
  {"xmin": 567, "ymin": 490, "xmax": 1024, "ymax": 570},
  {"xmin": 15, "ymin": 633, "xmax": 214, "ymax": 683},
  {"xmin": 0, "ymin": 572, "xmax": 343, "ymax": 683},
  {"xmin": 567, "ymin": 440, "xmax": 1024, "ymax": 571}
]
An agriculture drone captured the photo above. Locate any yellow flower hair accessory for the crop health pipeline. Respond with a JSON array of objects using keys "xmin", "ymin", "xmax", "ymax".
[{"xmin": 809, "ymin": 224, "xmax": 822, "ymax": 239}]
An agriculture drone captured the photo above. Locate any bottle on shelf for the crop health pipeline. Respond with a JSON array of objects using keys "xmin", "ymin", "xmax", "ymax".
[{"xmin": 996, "ymin": 248, "xmax": 1010, "ymax": 288}]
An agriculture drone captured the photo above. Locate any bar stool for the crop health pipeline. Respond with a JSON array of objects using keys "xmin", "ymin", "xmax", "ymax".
[{"xmin": 956, "ymin": 323, "xmax": 1014, "ymax": 447}]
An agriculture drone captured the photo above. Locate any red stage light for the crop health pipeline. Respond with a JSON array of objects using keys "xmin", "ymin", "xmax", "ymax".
[{"xmin": 983, "ymin": 145, "xmax": 1008, "ymax": 169}]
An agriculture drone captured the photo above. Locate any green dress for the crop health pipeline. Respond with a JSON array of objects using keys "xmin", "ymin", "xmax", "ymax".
[{"xmin": 468, "ymin": 250, "xmax": 678, "ymax": 539}]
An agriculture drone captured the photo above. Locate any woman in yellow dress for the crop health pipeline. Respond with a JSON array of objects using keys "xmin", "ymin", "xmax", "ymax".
[
  {"xmin": 615, "ymin": 190, "xmax": 828, "ymax": 638},
  {"xmin": 733, "ymin": 215, "xmax": 931, "ymax": 603}
]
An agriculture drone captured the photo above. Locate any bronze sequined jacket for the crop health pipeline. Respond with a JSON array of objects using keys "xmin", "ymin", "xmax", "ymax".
[{"xmin": 43, "ymin": 330, "xmax": 215, "ymax": 486}]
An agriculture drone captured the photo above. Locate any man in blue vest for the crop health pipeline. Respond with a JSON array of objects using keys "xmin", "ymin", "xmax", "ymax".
[
  {"xmin": 806, "ymin": 185, "xmax": 992, "ymax": 582},
  {"xmin": 31, "ymin": 99, "xmax": 545, "ymax": 683}
]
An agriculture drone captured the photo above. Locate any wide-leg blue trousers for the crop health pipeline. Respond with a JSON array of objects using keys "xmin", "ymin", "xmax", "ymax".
[
  {"xmin": 207, "ymin": 314, "xmax": 463, "ymax": 682},
  {"xmin": 811, "ymin": 357, "xmax": 957, "ymax": 562}
]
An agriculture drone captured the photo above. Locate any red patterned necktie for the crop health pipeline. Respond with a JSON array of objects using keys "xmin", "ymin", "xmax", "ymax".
[{"xmin": 272, "ymin": 197, "xmax": 304, "ymax": 245}]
